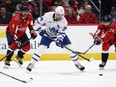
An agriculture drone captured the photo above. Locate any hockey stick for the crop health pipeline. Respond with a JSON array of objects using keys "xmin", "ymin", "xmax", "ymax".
[
  {"xmin": 0, "ymin": 71, "xmax": 33, "ymax": 83},
  {"xmin": 0, "ymin": 38, "xmax": 31, "ymax": 61},
  {"xmin": 64, "ymin": 46, "xmax": 94, "ymax": 62},
  {"xmin": 44, "ymin": 35, "xmax": 94, "ymax": 62},
  {"xmin": 73, "ymin": 43, "xmax": 95, "ymax": 54}
]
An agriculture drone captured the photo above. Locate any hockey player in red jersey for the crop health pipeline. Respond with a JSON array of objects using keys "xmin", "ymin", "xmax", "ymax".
[
  {"xmin": 93, "ymin": 15, "xmax": 116, "ymax": 70},
  {"xmin": 4, "ymin": 5, "xmax": 37, "ymax": 69},
  {"xmin": 111, "ymin": 6, "xmax": 116, "ymax": 52}
]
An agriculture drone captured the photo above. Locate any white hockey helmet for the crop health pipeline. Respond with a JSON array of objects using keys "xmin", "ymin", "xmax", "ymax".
[{"xmin": 55, "ymin": 6, "xmax": 64, "ymax": 15}]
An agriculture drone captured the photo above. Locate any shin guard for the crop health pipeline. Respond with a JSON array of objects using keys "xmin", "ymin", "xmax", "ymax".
[
  {"xmin": 102, "ymin": 53, "xmax": 109, "ymax": 63},
  {"xmin": 6, "ymin": 50, "xmax": 14, "ymax": 61}
]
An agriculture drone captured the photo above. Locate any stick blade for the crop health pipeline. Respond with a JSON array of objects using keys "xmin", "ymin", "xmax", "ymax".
[{"xmin": 25, "ymin": 78, "xmax": 33, "ymax": 83}]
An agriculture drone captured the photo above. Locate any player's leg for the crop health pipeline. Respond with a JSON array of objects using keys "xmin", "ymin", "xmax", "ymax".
[
  {"xmin": 27, "ymin": 36, "xmax": 52, "ymax": 72},
  {"xmin": 99, "ymin": 53, "xmax": 109, "ymax": 70},
  {"xmin": 4, "ymin": 49, "xmax": 14, "ymax": 69},
  {"xmin": 4, "ymin": 32, "xmax": 17, "ymax": 68},
  {"xmin": 15, "ymin": 34, "xmax": 30, "ymax": 66},
  {"xmin": 99, "ymin": 43, "xmax": 110, "ymax": 70},
  {"xmin": 63, "ymin": 35, "xmax": 85, "ymax": 71},
  {"xmin": 27, "ymin": 45, "xmax": 47, "ymax": 71}
]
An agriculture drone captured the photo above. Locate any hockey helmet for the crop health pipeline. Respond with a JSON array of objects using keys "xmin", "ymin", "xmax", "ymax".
[
  {"xmin": 55, "ymin": 6, "xmax": 64, "ymax": 15},
  {"xmin": 20, "ymin": 5, "xmax": 29, "ymax": 12},
  {"xmin": 102, "ymin": 15, "xmax": 112, "ymax": 22}
]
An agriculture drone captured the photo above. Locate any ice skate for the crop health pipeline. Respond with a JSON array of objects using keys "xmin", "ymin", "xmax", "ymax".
[
  {"xmin": 27, "ymin": 63, "xmax": 34, "ymax": 72},
  {"xmin": 4, "ymin": 60, "xmax": 10, "ymax": 69},
  {"xmin": 99, "ymin": 62, "xmax": 106, "ymax": 70},
  {"xmin": 14, "ymin": 56, "xmax": 23, "ymax": 67},
  {"xmin": 75, "ymin": 63, "xmax": 85, "ymax": 71}
]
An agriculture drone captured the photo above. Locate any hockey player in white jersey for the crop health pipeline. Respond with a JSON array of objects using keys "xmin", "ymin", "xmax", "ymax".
[{"xmin": 26, "ymin": 6, "xmax": 85, "ymax": 72}]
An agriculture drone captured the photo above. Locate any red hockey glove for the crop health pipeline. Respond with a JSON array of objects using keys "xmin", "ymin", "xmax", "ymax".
[
  {"xmin": 15, "ymin": 40, "xmax": 21, "ymax": 48},
  {"xmin": 30, "ymin": 30, "xmax": 37, "ymax": 39},
  {"xmin": 14, "ymin": 35, "xmax": 21, "ymax": 48}
]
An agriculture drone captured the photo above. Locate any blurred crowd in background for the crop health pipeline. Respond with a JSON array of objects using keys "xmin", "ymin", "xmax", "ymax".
[{"xmin": 0, "ymin": 0, "xmax": 116, "ymax": 24}]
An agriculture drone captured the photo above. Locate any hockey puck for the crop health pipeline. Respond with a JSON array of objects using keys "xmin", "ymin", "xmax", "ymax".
[
  {"xmin": 99, "ymin": 74, "xmax": 103, "ymax": 76},
  {"xmin": 30, "ymin": 78, "xmax": 33, "ymax": 80}
]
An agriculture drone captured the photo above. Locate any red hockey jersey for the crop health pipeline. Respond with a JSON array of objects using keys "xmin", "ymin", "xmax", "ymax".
[
  {"xmin": 97, "ymin": 21, "xmax": 116, "ymax": 43},
  {"xmin": 7, "ymin": 12, "xmax": 34, "ymax": 39}
]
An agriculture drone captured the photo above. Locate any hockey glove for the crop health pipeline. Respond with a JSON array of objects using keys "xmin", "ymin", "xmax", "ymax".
[
  {"xmin": 14, "ymin": 35, "xmax": 21, "ymax": 48},
  {"xmin": 15, "ymin": 40, "xmax": 21, "ymax": 48},
  {"xmin": 56, "ymin": 37, "xmax": 64, "ymax": 48},
  {"xmin": 94, "ymin": 38, "xmax": 103, "ymax": 45},
  {"xmin": 30, "ymin": 30, "xmax": 37, "ymax": 39}
]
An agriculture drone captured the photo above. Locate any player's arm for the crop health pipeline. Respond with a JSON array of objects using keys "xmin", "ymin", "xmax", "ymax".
[
  {"xmin": 34, "ymin": 14, "xmax": 47, "ymax": 32},
  {"xmin": 102, "ymin": 29, "xmax": 115, "ymax": 43},
  {"xmin": 56, "ymin": 21, "xmax": 67, "ymax": 48},
  {"xmin": 28, "ymin": 20, "xmax": 37, "ymax": 39},
  {"xmin": 8, "ymin": 16, "xmax": 18, "ymax": 40},
  {"xmin": 93, "ymin": 24, "xmax": 103, "ymax": 40},
  {"xmin": 8, "ymin": 16, "xmax": 21, "ymax": 47},
  {"xmin": 93, "ymin": 25, "xmax": 105, "ymax": 45},
  {"xmin": 34, "ymin": 13, "xmax": 48, "ymax": 37}
]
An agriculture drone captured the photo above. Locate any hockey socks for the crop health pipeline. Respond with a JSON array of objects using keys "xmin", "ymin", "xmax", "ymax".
[
  {"xmin": 6, "ymin": 50, "xmax": 14, "ymax": 61},
  {"xmin": 99, "ymin": 53, "xmax": 109, "ymax": 70},
  {"xmin": 102, "ymin": 53, "xmax": 109, "ymax": 63}
]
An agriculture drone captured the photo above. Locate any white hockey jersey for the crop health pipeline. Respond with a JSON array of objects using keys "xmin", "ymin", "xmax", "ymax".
[{"xmin": 34, "ymin": 12, "xmax": 68, "ymax": 38}]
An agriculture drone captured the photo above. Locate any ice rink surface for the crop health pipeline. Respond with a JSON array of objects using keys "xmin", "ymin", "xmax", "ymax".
[{"xmin": 0, "ymin": 60, "xmax": 116, "ymax": 87}]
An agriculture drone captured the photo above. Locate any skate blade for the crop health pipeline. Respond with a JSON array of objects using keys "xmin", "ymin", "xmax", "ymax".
[{"xmin": 99, "ymin": 67, "xmax": 104, "ymax": 70}]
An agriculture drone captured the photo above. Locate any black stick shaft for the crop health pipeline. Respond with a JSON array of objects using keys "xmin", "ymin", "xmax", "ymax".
[
  {"xmin": 0, "ymin": 71, "xmax": 26, "ymax": 83},
  {"xmin": 83, "ymin": 43, "xmax": 95, "ymax": 54}
]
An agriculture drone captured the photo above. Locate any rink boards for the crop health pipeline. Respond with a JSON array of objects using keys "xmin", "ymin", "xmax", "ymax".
[{"xmin": 0, "ymin": 25, "xmax": 116, "ymax": 60}]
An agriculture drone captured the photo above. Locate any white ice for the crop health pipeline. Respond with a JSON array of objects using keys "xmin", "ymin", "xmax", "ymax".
[{"xmin": 0, "ymin": 60, "xmax": 116, "ymax": 87}]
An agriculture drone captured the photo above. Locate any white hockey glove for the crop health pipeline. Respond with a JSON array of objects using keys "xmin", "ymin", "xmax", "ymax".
[{"xmin": 56, "ymin": 37, "xmax": 64, "ymax": 48}]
